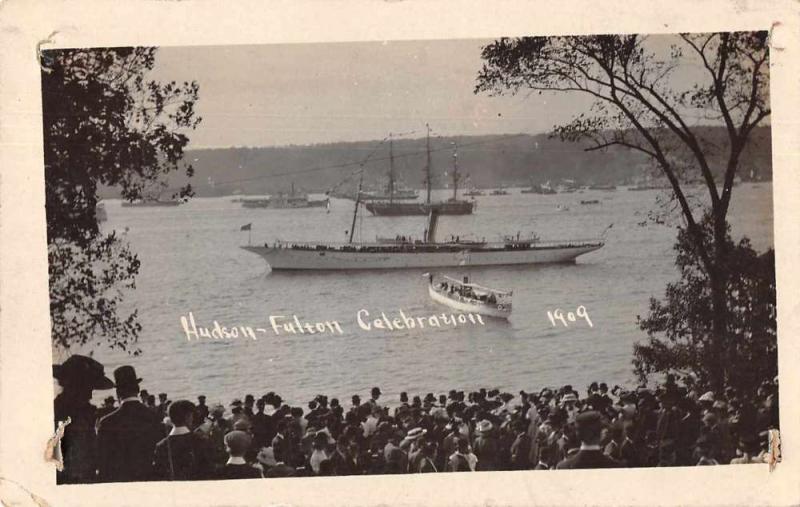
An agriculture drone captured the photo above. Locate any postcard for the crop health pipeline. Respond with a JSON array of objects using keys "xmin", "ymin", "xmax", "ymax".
[{"xmin": 1, "ymin": 1, "xmax": 798, "ymax": 506}]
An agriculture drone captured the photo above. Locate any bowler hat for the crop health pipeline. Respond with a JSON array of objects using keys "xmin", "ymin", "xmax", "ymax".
[
  {"xmin": 53, "ymin": 355, "xmax": 114, "ymax": 390},
  {"xmin": 112, "ymin": 365, "xmax": 142, "ymax": 388}
]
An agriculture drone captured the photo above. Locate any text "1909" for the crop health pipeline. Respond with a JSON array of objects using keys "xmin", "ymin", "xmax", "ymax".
[{"xmin": 547, "ymin": 306, "xmax": 593, "ymax": 328}]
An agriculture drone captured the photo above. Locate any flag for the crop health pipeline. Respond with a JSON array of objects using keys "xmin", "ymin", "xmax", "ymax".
[{"xmin": 240, "ymin": 223, "xmax": 252, "ymax": 231}]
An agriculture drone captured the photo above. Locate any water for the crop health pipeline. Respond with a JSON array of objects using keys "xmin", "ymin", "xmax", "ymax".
[{"xmin": 67, "ymin": 184, "xmax": 774, "ymax": 407}]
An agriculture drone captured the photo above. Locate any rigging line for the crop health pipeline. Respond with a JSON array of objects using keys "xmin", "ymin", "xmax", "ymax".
[{"xmin": 177, "ymin": 133, "xmax": 530, "ymax": 190}]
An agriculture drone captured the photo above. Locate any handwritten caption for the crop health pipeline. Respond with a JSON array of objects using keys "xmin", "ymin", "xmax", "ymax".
[{"xmin": 547, "ymin": 306, "xmax": 593, "ymax": 328}]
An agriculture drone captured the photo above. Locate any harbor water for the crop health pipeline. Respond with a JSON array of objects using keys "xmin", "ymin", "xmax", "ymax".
[{"xmin": 65, "ymin": 185, "xmax": 774, "ymax": 406}]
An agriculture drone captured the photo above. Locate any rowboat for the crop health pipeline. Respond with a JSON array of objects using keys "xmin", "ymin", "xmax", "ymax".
[{"xmin": 426, "ymin": 273, "xmax": 512, "ymax": 319}]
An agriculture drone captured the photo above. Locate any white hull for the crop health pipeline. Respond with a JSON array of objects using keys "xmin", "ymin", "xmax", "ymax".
[
  {"xmin": 241, "ymin": 242, "xmax": 602, "ymax": 270},
  {"xmin": 428, "ymin": 284, "xmax": 511, "ymax": 318}
]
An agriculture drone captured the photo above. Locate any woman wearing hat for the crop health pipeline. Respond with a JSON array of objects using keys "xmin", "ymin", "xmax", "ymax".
[{"xmin": 53, "ymin": 355, "xmax": 115, "ymax": 484}]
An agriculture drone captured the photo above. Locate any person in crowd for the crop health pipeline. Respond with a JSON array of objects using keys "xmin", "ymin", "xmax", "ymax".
[
  {"xmin": 217, "ymin": 430, "xmax": 263, "ymax": 479},
  {"xmin": 156, "ymin": 393, "xmax": 170, "ymax": 419},
  {"xmin": 265, "ymin": 438, "xmax": 297, "ymax": 478},
  {"xmin": 96, "ymin": 366, "xmax": 164, "ymax": 482},
  {"xmin": 53, "ymin": 355, "xmax": 115, "ymax": 484},
  {"xmin": 694, "ymin": 435, "xmax": 719, "ymax": 465},
  {"xmin": 556, "ymin": 411, "xmax": 619, "ymax": 469},
  {"xmin": 251, "ymin": 397, "xmax": 272, "ymax": 452},
  {"xmin": 146, "ymin": 394, "xmax": 157, "ymax": 412},
  {"xmin": 368, "ymin": 387, "xmax": 382, "ymax": 409},
  {"xmin": 97, "ymin": 396, "xmax": 117, "ymax": 420},
  {"xmin": 244, "ymin": 394, "xmax": 256, "ymax": 418},
  {"xmin": 153, "ymin": 400, "xmax": 213, "ymax": 481},
  {"xmin": 416, "ymin": 440, "xmax": 438, "ymax": 473},
  {"xmin": 195, "ymin": 395, "xmax": 209, "ymax": 422},
  {"xmin": 309, "ymin": 431, "xmax": 331, "ymax": 474}
]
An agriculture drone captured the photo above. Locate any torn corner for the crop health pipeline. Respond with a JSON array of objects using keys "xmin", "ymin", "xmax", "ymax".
[
  {"xmin": 35, "ymin": 30, "xmax": 59, "ymax": 73},
  {"xmin": 766, "ymin": 428, "xmax": 781, "ymax": 472},
  {"xmin": 44, "ymin": 417, "xmax": 70, "ymax": 472}
]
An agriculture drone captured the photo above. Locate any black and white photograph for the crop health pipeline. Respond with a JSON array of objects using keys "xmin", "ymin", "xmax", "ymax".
[{"xmin": 43, "ymin": 32, "xmax": 779, "ymax": 485}]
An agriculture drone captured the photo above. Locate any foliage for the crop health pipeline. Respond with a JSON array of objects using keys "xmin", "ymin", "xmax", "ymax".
[
  {"xmin": 42, "ymin": 47, "xmax": 200, "ymax": 353},
  {"xmin": 634, "ymin": 215, "xmax": 776, "ymax": 400},
  {"xmin": 475, "ymin": 32, "xmax": 773, "ymax": 391}
]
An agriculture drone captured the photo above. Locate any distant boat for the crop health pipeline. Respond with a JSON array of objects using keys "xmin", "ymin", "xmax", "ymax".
[
  {"xmin": 464, "ymin": 189, "xmax": 485, "ymax": 197},
  {"xmin": 587, "ymin": 184, "xmax": 617, "ymax": 191},
  {"xmin": 427, "ymin": 273, "xmax": 512, "ymax": 319},
  {"xmin": 628, "ymin": 184, "xmax": 672, "ymax": 191},
  {"xmin": 365, "ymin": 128, "xmax": 474, "ymax": 216},
  {"xmin": 121, "ymin": 198, "xmax": 182, "ymax": 207},
  {"xmin": 521, "ymin": 183, "xmax": 556, "ymax": 195},
  {"xmin": 240, "ymin": 183, "xmax": 328, "ymax": 209},
  {"xmin": 580, "ymin": 199, "xmax": 600, "ymax": 205},
  {"xmin": 490, "ymin": 189, "xmax": 510, "ymax": 196}
]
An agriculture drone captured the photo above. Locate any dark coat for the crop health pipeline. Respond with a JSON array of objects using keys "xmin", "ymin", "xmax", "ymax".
[
  {"xmin": 54, "ymin": 394, "xmax": 99, "ymax": 484},
  {"xmin": 447, "ymin": 453, "xmax": 471, "ymax": 472},
  {"xmin": 96, "ymin": 400, "xmax": 164, "ymax": 482},
  {"xmin": 217, "ymin": 463, "xmax": 263, "ymax": 480},
  {"xmin": 555, "ymin": 449, "xmax": 620, "ymax": 470},
  {"xmin": 153, "ymin": 432, "xmax": 214, "ymax": 481},
  {"xmin": 265, "ymin": 463, "xmax": 297, "ymax": 478}
]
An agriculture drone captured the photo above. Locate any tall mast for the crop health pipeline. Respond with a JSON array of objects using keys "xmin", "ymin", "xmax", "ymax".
[
  {"xmin": 388, "ymin": 133, "xmax": 395, "ymax": 204},
  {"xmin": 451, "ymin": 141, "xmax": 460, "ymax": 201},
  {"xmin": 348, "ymin": 172, "xmax": 363, "ymax": 244},
  {"xmin": 425, "ymin": 124, "xmax": 432, "ymax": 204}
]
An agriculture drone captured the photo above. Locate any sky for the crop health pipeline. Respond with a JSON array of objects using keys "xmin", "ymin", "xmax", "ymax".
[{"xmin": 150, "ymin": 36, "xmax": 707, "ymax": 149}]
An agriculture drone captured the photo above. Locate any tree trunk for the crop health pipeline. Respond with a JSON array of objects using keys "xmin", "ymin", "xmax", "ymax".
[{"xmin": 709, "ymin": 213, "xmax": 729, "ymax": 392}]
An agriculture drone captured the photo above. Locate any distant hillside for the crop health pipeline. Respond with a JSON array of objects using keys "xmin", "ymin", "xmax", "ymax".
[{"xmin": 99, "ymin": 126, "xmax": 771, "ymax": 198}]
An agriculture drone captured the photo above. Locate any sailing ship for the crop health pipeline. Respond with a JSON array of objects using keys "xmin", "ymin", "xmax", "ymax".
[
  {"xmin": 364, "ymin": 128, "xmax": 475, "ymax": 216},
  {"xmin": 427, "ymin": 274, "xmax": 512, "ymax": 319},
  {"xmin": 241, "ymin": 185, "xmax": 604, "ymax": 270}
]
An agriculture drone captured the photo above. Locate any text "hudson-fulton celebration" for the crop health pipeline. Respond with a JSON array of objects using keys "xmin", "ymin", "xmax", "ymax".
[{"xmin": 180, "ymin": 309, "xmax": 486, "ymax": 341}]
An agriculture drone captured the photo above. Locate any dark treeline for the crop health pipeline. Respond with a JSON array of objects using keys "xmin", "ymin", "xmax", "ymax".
[{"xmin": 97, "ymin": 126, "xmax": 771, "ymax": 199}]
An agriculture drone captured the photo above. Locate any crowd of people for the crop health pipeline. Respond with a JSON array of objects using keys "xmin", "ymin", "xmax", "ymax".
[{"xmin": 53, "ymin": 355, "xmax": 779, "ymax": 483}]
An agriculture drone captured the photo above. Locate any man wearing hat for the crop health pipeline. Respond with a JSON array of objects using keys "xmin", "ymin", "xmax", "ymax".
[
  {"xmin": 96, "ymin": 365, "xmax": 164, "ymax": 482},
  {"xmin": 53, "ymin": 355, "xmax": 115, "ymax": 484},
  {"xmin": 556, "ymin": 411, "xmax": 619, "ymax": 469},
  {"xmin": 472, "ymin": 419, "xmax": 499, "ymax": 471}
]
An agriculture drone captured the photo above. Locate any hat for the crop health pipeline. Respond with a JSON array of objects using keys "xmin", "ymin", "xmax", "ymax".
[
  {"xmin": 575, "ymin": 411, "xmax": 604, "ymax": 438},
  {"xmin": 424, "ymin": 393, "xmax": 436, "ymax": 403},
  {"xmin": 476, "ymin": 419, "xmax": 494, "ymax": 433},
  {"xmin": 230, "ymin": 399, "xmax": 243, "ymax": 407},
  {"xmin": 224, "ymin": 430, "xmax": 252, "ymax": 455},
  {"xmin": 406, "ymin": 427, "xmax": 427, "ymax": 440},
  {"xmin": 53, "ymin": 355, "xmax": 114, "ymax": 390},
  {"xmin": 112, "ymin": 365, "xmax": 142, "ymax": 389},
  {"xmin": 698, "ymin": 391, "xmax": 715, "ymax": 403},
  {"xmin": 371, "ymin": 387, "xmax": 382, "ymax": 396}
]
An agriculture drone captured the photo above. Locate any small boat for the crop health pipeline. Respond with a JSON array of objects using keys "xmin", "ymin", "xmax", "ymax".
[
  {"xmin": 121, "ymin": 199, "xmax": 182, "ymax": 207},
  {"xmin": 426, "ymin": 273, "xmax": 512, "ymax": 319},
  {"xmin": 490, "ymin": 189, "xmax": 510, "ymax": 196},
  {"xmin": 580, "ymin": 199, "xmax": 600, "ymax": 205},
  {"xmin": 464, "ymin": 189, "xmax": 485, "ymax": 197}
]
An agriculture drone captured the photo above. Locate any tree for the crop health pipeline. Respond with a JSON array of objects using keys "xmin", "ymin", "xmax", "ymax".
[
  {"xmin": 475, "ymin": 32, "xmax": 771, "ymax": 391},
  {"xmin": 634, "ymin": 215, "xmax": 776, "ymax": 400},
  {"xmin": 42, "ymin": 47, "xmax": 201, "ymax": 354}
]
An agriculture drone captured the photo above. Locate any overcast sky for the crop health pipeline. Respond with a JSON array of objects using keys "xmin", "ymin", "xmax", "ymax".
[{"xmin": 152, "ymin": 36, "xmax": 703, "ymax": 148}]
